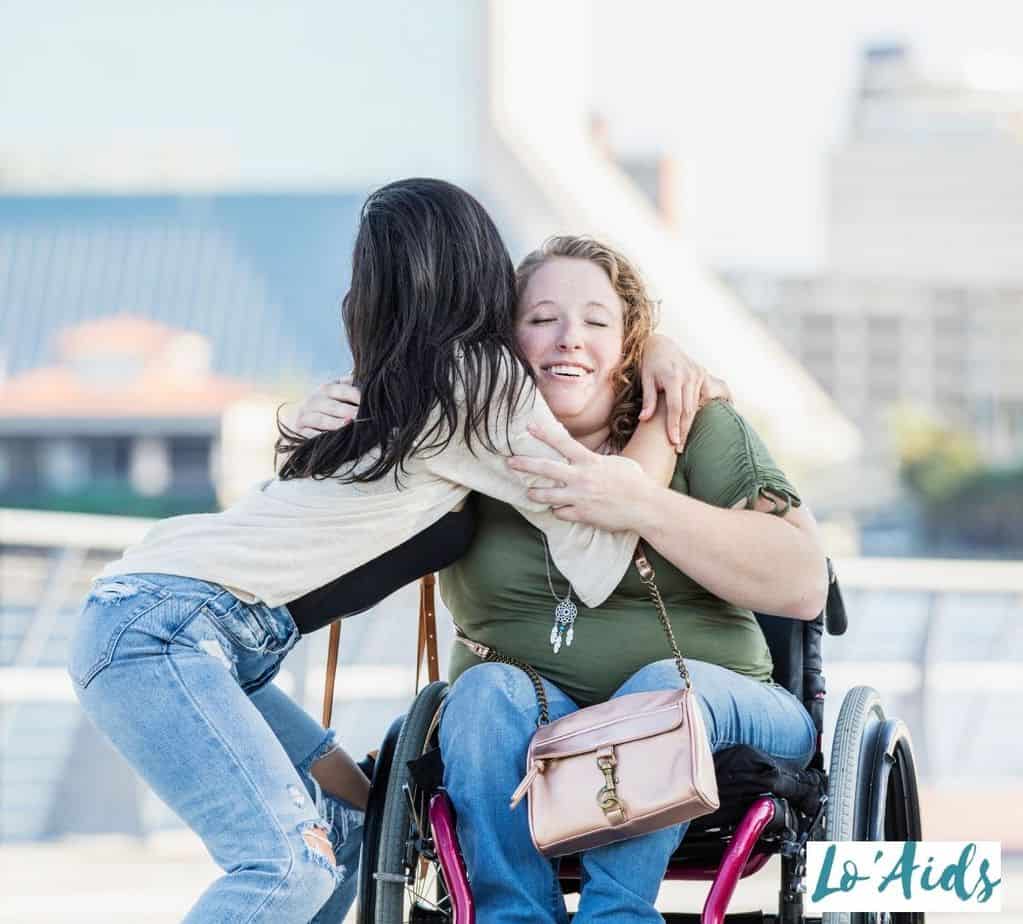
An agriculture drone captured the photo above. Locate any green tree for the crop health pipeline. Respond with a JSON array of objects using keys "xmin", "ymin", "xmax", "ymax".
[{"xmin": 890, "ymin": 405, "xmax": 981, "ymax": 504}]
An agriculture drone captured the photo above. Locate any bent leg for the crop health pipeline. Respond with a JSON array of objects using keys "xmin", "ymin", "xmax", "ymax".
[
  {"xmin": 681, "ymin": 660, "xmax": 817, "ymax": 767},
  {"xmin": 440, "ymin": 663, "xmax": 577, "ymax": 924},
  {"xmin": 574, "ymin": 660, "xmax": 689, "ymax": 924},
  {"xmin": 249, "ymin": 682, "xmax": 364, "ymax": 923},
  {"xmin": 75, "ymin": 635, "xmax": 339, "ymax": 923},
  {"xmin": 575, "ymin": 659, "xmax": 817, "ymax": 923}
]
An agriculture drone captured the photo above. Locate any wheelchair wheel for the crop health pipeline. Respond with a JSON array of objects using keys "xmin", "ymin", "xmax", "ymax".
[
  {"xmin": 825, "ymin": 685, "xmax": 923, "ymax": 924},
  {"xmin": 370, "ymin": 680, "xmax": 451, "ymax": 923},
  {"xmin": 358, "ymin": 714, "xmax": 404, "ymax": 924}
]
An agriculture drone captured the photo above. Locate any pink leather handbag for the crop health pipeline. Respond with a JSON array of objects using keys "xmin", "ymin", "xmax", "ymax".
[{"xmin": 459, "ymin": 545, "xmax": 719, "ymax": 858}]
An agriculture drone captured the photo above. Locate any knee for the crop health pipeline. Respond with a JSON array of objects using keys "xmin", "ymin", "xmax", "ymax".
[
  {"xmin": 443, "ymin": 664, "xmax": 536, "ymax": 734},
  {"xmin": 440, "ymin": 664, "xmax": 535, "ymax": 777},
  {"xmin": 616, "ymin": 658, "xmax": 688, "ymax": 696},
  {"xmin": 303, "ymin": 825, "xmax": 336, "ymax": 866},
  {"xmin": 277, "ymin": 822, "xmax": 343, "ymax": 915},
  {"xmin": 620, "ymin": 660, "xmax": 728, "ymax": 748},
  {"xmin": 683, "ymin": 660, "xmax": 753, "ymax": 750}
]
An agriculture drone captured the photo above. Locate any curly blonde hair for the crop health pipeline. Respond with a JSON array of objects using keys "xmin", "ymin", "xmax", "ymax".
[{"xmin": 515, "ymin": 236, "xmax": 658, "ymax": 450}]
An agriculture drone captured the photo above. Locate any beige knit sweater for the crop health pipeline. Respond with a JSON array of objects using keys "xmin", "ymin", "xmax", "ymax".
[{"xmin": 100, "ymin": 374, "xmax": 638, "ymax": 609}]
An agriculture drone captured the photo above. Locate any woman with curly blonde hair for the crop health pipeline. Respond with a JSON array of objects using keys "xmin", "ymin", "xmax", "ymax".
[
  {"xmin": 514, "ymin": 235, "xmax": 659, "ymax": 453},
  {"xmin": 434, "ymin": 235, "xmax": 827, "ymax": 923}
]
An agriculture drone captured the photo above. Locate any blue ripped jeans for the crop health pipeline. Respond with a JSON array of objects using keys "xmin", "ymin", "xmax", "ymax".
[
  {"xmin": 439, "ymin": 659, "xmax": 816, "ymax": 924},
  {"xmin": 67, "ymin": 573, "xmax": 363, "ymax": 924}
]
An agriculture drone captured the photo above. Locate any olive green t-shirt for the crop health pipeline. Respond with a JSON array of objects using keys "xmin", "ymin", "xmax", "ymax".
[{"xmin": 441, "ymin": 401, "xmax": 801, "ymax": 707}]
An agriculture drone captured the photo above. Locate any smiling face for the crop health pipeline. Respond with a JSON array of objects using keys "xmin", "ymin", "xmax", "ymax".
[{"xmin": 515, "ymin": 256, "xmax": 625, "ymax": 448}]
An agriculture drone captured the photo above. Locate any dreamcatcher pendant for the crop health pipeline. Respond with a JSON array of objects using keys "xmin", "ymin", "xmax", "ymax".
[{"xmin": 550, "ymin": 597, "xmax": 578, "ymax": 654}]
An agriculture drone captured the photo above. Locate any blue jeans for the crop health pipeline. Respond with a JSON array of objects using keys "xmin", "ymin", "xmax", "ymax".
[
  {"xmin": 439, "ymin": 659, "xmax": 816, "ymax": 924},
  {"xmin": 67, "ymin": 573, "xmax": 363, "ymax": 923}
]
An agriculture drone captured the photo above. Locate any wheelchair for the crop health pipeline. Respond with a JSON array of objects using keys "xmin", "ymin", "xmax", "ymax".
[{"xmin": 353, "ymin": 567, "xmax": 923, "ymax": 924}]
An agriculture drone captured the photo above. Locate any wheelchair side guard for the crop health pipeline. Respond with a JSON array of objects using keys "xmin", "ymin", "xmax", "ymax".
[{"xmin": 407, "ymin": 746, "xmax": 445, "ymax": 793}]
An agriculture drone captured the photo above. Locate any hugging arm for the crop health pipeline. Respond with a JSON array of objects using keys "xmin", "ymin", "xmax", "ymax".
[
  {"xmin": 510, "ymin": 402, "xmax": 828, "ymax": 621},
  {"xmin": 420, "ymin": 383, "xmax": 642, "ymax": 609},
  {"xmin": 291, "ymin": 337, "xmax": 730, "ymax": 448},
  {"xmin": 639, "ymin": 333, "xmax": 732, "ymax": 449}
]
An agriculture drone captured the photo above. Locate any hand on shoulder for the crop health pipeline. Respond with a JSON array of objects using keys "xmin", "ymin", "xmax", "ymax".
[{"xmin": 293, "ymin": 376, "xmax": 361, "ymax": 438}]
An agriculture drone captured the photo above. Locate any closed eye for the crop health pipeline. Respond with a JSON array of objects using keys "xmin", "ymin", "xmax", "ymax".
[{"xmin": 530, "ymin": 317, "xmax": 557, "ymax": 324}]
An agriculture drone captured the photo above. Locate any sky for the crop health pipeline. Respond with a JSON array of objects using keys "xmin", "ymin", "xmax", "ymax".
[
  {"xmin": 590, "ymin": 0, "xmax": 1023, "ymax": 272},
  {"xmin": 2, "ymin": 1, "xmax": 1022, "ymax": 274}
]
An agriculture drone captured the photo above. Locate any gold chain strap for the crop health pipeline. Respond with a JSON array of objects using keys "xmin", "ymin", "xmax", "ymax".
[{"xmin": 633, "ymin": 542, "xmax": 692, "ymax": 689}]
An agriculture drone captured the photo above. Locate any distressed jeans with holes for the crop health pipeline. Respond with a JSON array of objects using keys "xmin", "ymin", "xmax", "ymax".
[
  {"xmin": 67, "ymin": 573, "xmax": 363, "ymax": 924},
  {"xmin": 439, "ymin": 659, "xmax": 817, "ymax": 924}
]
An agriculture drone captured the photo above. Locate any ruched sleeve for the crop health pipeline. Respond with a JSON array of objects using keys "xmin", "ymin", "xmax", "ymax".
[{"xmin": 681, "ymin": 400, "xmax": 801, "ymax": 515}]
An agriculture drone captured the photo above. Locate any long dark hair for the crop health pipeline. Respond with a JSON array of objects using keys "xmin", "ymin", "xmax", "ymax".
[{"xmin": 277, "ymin": 178, "xmax": 531, "ymax": 483}]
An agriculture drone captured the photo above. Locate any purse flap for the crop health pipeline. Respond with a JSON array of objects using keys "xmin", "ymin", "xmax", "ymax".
[{"xmin": 529, "ymin": 687, "xmax": 687, "ymax": 762}]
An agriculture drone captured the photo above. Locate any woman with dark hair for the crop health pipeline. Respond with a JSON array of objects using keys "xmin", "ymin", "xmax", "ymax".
[{"xmin": 67, "ymin": 178, "xmax": 718, "ymax": 924}]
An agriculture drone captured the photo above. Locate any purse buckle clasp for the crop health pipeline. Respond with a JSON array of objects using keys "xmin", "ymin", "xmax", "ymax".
[{"xmin": 596, "ymin": 749, "xmax": 626, "ymax": 822}]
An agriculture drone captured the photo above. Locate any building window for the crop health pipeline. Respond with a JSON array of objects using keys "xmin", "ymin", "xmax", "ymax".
[
  {"xmin": 85, "ymin": 437, "xmax": 133, "ymax": 483},
  {"xmin": 0, "ymin": 438, "xmax": 42, "ymax": 491},
  {"xmin": 867, "ymin": 315, "xmax": 901, "ymax": 352},
  {"xmin": 169, "ymin": 437, "xmax": 212, "ymax": 491}
]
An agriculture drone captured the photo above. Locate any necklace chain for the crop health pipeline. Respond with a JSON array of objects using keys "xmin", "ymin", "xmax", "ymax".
[
  {"xmin": 540, "ymin": 533, "xmax": 573, "ymax": 603},
  {"xmin": 539, "ymin": 531, "xmax": 577, "ymax": 653}
]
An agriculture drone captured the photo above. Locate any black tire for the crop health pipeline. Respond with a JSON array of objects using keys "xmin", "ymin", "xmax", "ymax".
[
  {"xmin": 825, "ymin": 686, "xmax": 924, "ymax": 924},
  {"xmin": 372, "ymin": 681, "xmax": 449, "ymax": 923},
  {"xmin": 358, "ymin": 715, "xmax": 405, "ymax": 924}
]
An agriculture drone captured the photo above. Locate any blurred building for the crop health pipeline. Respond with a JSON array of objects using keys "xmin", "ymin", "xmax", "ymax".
[
  {"xmin": 0, "ymin": 316, "xmax": 270, "ymax": 515},
  {"xmin": 0, "ymin": 1, "xmax": 860, "ymax": 484},
  {"xmin": 725, "ymin": 44, "xmax": 1023, "ymax": 470},
  {"xmin": 0, "ymin": 194, "xmax": 366, "ymax": 382},
  {"xmin": 831, "ymin": 43, "xmax": 1023, "ymax": 283},
  {"xmin": 725, "ymin": 273, "xmax": 1023, "ymax": 464},
  {"xmin": 0, "ymin": 0, "xmax": 860, "ymax": 846}
]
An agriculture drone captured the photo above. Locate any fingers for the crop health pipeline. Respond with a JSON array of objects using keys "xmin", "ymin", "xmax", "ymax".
[
  {"xmin": 677, "ymin": 374, "xmax": 702, "ymax": 451},
  {"xmin": 307, "ymin": 397, "xmax": 357, "ymax": 422},
  {"xmin": 663, "ymin": 378, "xmax": 684, "ymax": 449},
  {"xmin": 320, "ymin": 381, "xmax": 361, "ymax": 406},
  {"xmin": 638, "ymin": 369, "xmax": 658, "ymax": 421},
  {"xmin": 507, "ymin": 455, "xmax": 572, "ymax": 481},
  {"xmin": 527, "ymin": 486, "xmax": 572, "ymax": 506},
  {"xmin": 297, "ymin": 410, "xmax": 353, "ymax": 434},
  {"xmin": 702, "ymin": 374, "xmax": 733, "ymax": 404},
  {"xmin": 526, "ymin": 490, "xmax": 582, "ymax": 521},
  {"xmin": 526, "ymin": 423, "xmax": 591, "ymax": 463}
]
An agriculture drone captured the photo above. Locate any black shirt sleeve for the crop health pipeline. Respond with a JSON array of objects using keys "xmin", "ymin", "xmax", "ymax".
[{"xmin": 284, "ymin": 506, "xmax": 476, "ymax": 634}]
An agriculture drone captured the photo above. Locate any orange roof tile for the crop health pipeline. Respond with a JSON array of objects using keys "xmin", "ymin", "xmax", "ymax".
[
  {"xmin": 1, "ymin": 316, "xmax": 265, "ymax": 418},
  {"xmin": 0, "ymin": 366, "xmax": 260, "ymax": 417}
]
